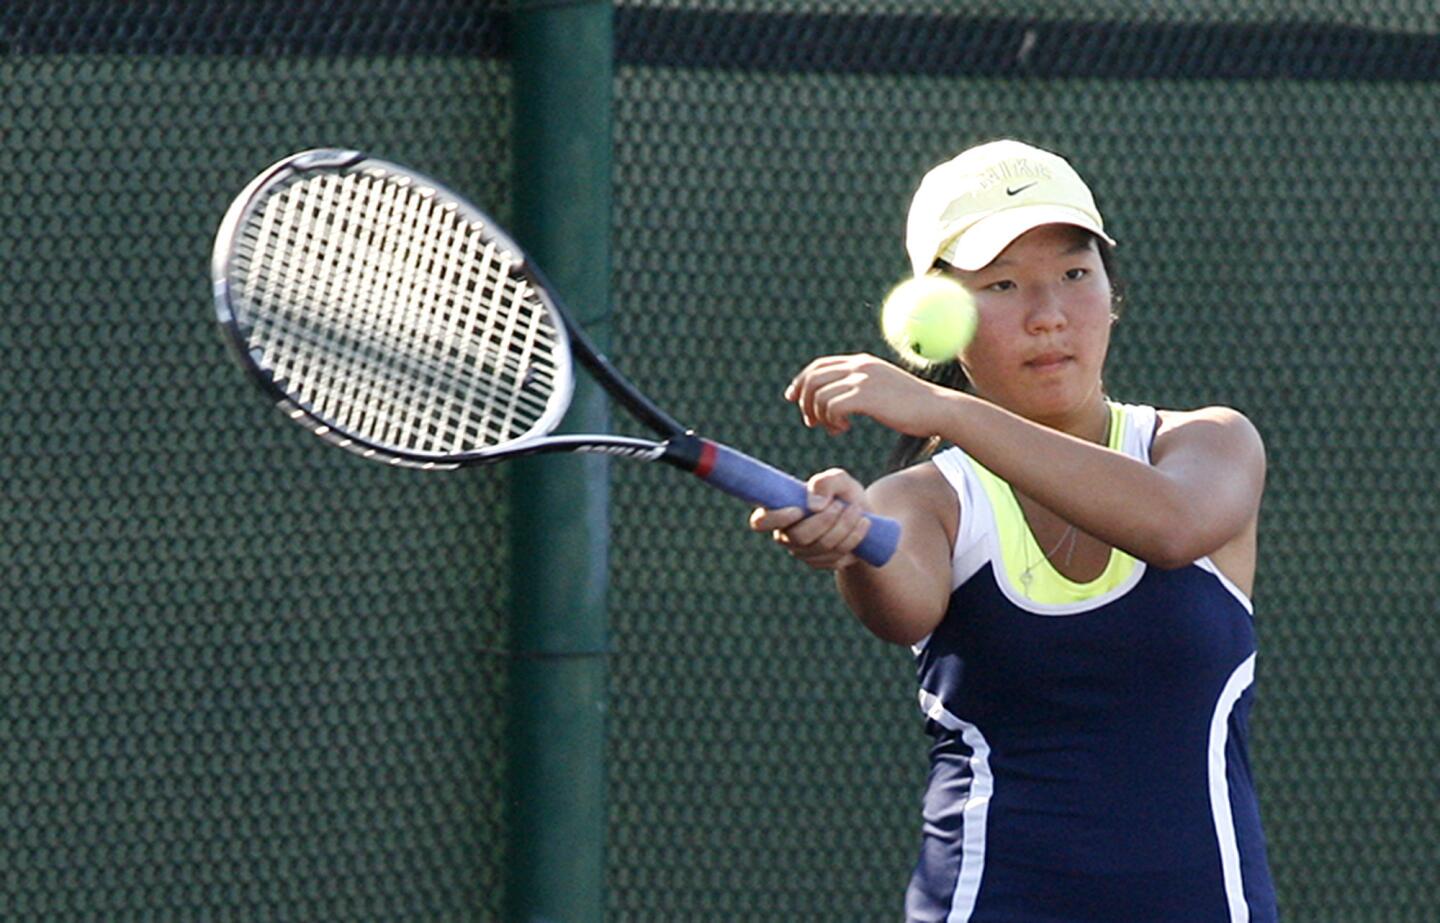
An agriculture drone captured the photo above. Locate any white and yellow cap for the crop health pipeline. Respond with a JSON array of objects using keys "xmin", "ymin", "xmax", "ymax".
[{"xmin": 905, "ymin": 139, "xmax": 1115, "ymax": 276}]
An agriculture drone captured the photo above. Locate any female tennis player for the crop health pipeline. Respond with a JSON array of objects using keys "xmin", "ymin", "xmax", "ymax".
[{"xmin": 752, "ymin": 140, "xmax": 1278, "ymax": 921}]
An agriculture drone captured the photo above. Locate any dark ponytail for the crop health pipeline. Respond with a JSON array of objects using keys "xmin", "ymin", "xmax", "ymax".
[{"xmin": 886, "ymin": 359, "xmax": 970, "ymax": 471}]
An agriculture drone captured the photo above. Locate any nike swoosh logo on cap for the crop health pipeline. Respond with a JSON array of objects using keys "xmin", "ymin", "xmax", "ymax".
[{"xmin": 1006, "ymin": 182, "xmax": 1038, "ymax": 195}]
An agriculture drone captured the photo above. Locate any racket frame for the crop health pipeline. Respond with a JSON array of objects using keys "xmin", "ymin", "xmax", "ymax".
[
  {"xmin": 212, "ymin": 149, "xmax": 901, "ymax": 565},
  {"xmin": 213, "ymin": 148, "xmax": 692, "ymax": 470}
]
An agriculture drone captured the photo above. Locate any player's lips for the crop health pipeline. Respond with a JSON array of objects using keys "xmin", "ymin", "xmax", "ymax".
[{"xmin": 1024, "ymin": 351, "xmax": 1072, "ymax": 370}]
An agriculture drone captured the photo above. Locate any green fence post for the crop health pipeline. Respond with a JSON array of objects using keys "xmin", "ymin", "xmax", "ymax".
[{"xmin": 506, "ymin": 2, "xmax": 613, "ymax": 921}]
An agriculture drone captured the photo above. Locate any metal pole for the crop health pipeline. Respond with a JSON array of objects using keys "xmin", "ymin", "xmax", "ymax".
[{"xmin": 506, "ymin": 2, "xmax": 613, "ymax": 921}]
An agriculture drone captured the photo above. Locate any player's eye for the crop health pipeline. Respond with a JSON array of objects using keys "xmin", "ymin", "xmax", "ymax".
[
  {"xmin": 986, "ymin": 279, "xmax": 1016, "ymax": 293},
  {"xmin": 1063, "ymin": 268, "xmax": 1089, "ymax": 281}
]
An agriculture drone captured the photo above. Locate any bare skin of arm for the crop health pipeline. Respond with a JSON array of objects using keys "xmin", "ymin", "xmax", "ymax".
[{"xmin": 755, "ymin": 356, "xmax": 1265, "ymax": 645}]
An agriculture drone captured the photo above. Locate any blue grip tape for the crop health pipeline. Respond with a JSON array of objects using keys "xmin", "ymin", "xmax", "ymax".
[{"xmin": 699, "ymin": 441, "xmax": 900, "ymax": 567}]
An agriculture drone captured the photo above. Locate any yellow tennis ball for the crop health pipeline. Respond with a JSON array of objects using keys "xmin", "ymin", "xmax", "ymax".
[{"xmin": 881, "ymin": 275, "xmax": 977, "ymax": 365}]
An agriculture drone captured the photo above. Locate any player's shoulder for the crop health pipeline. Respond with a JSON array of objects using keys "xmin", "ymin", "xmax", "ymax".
[
  {"xmin": 1154, "ymin": 404, "xmax": 1261, "ymax": 434},
  {"xmin": 866, "ymin": 458, "xmax": 960, "ymax": 536},
  {"xmin": 870, "ymin": 456, "xmax": 954, "ymax": 495},
  {"xmin": 1153, "ymin": 405, "xmax": 1265, "ymax": 457}
]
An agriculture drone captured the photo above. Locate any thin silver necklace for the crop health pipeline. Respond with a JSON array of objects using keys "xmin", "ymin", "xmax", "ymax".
[
  {"xmin": 1019, "ymin": 407, "xmax": 1109, "ymax": 592},
  {"xmin": 1021, "ymin": 522, "xmax": 1078, "ymax": 590}
]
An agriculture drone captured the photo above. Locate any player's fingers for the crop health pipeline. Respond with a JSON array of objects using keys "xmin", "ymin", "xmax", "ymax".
[
  {"xmin": 809, "ymin": 378, "xmax": 868, "ymax": 434},
  {"xmin": 786, "ymin": 366, "xmax": 835, "ymax": 428},
  {"xmin": 780, "ymin": 502, "xmax": 870, "ymax": 570},
  {"xmin": 795, "ymin": 357, "xmax": 893, "ymax": 434},
  {"xmin": 806, "ymin": 468, "xmax": 868, "ymax": 507},
  {"xmin": 784, "ymin": 355, "xmax": 867, "ymax": 419},
  {"xmin": 781, "ymin": 486, "xmax": 869, "ymax": 550},
  {"xmin": 797, "ymin": 379, "xmax": 856, "ymax": 433},
  {"xmin": 806, "ymin": 500, "xmax": 871, "ymax": 555},
  {"xmin": 784, "ymin": 357, "xmax": 832, "ymax": 396},
  {"xmin": 774, "ymin": 498, "xmax": 844, "ymax": 548},
  {"xmin": 756, "ymin": 469, "xmax": 870, "ymax": 570},
  {"xmin": 749, "ymin": 504, "xmax": 805, "ymax": 533}
]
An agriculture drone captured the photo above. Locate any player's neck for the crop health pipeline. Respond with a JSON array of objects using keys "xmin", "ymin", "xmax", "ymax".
[{"xmin": 1037, "ymin": 397, "xmax": 1110, "ymax": 445}]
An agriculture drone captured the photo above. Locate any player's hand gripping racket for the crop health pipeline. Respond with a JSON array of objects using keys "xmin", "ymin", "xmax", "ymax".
[{"xmin": 211, "ymin": 149, "xmax": 900, "ymax": 566}]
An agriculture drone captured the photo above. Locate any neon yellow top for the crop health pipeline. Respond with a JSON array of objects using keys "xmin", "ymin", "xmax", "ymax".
[{"xmin": 966, "ymin": 401, "xmax": 1138, "ymax": 605}]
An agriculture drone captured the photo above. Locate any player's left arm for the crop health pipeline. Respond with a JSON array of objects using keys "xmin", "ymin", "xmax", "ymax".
[
  {"xmin": 953, "ymin": 402, "xmax": 1266, "ymax": 570},
  {"xmin": 1144, "ymin": 406, "xmax": 1266, "ymax": 566},
  {"xmin": 786, "ymin": 355, "xmax": 1264, "ymax": 570},
  {"xmin": 925, "ymin": 400, "xmax": 1266, "ymax": 570}
]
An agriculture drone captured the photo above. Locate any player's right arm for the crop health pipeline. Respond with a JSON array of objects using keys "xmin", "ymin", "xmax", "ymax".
[{"xmin": 750, "ymin": 464, "xmax": 955, "ymax": 645}]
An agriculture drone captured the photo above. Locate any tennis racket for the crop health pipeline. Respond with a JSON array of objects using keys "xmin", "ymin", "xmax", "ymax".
[{"xmin": 211, "ymin": 149, "xmax": 900, "ymax": 566}]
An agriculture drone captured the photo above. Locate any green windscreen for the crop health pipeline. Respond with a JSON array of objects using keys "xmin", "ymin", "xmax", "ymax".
[
  {"xmin": 2, "ymin": 3, "xmax": 1436, "ymax": 921},
  {"xmin": 1, "ymin": 6, "xmax": 514, "ymax": 920},
  {"xmin": 606, "ymin": 4, "xmax": 1440, "ymax": 921}
]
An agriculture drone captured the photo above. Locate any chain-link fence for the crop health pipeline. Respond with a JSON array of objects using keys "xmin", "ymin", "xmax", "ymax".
[{"xmin": 2, "ymin": 2, "xmax": 1436, "ymax": 920}]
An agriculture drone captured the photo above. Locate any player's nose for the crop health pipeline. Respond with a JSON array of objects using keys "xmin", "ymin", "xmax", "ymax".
[{"xmin": 1024, "ymin": 287, "xmax": 1067, "ymax": 333}]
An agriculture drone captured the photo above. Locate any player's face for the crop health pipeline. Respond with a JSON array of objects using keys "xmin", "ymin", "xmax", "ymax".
[{"xmin": 946, "ymin": 225, "xmax": 1113, "ymax": 436}]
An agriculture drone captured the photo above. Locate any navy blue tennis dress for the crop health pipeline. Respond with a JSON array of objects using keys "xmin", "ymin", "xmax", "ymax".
[{"xmin": 906, "ymin": 402, "xmax": 1277, "ymax": 922}]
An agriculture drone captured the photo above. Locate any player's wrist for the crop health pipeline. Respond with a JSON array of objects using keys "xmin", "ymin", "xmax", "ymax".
[{"xmin": 914, "ymin": 381, "xmax": 967, "ymax": 439}]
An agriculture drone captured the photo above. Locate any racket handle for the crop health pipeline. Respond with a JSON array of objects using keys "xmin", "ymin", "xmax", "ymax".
[{"xmin": 692, "ymin": 440, "xmax": 900, "ymax": 567}]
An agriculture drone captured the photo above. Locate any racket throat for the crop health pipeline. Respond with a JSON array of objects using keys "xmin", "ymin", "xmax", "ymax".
[{"xmin": 658, "ymin": 432, "xmax": 714, "ymax": 476}]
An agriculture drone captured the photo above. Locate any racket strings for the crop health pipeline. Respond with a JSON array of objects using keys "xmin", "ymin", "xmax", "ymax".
[{"xmin": 231, "ymin": 169, "xmax": 563, "ymax": 455}]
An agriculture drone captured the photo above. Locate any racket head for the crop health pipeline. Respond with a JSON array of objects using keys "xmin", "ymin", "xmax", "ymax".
[{"xmin": 212, "ymin": 148, "xmax": 575, "ymax": 469}]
